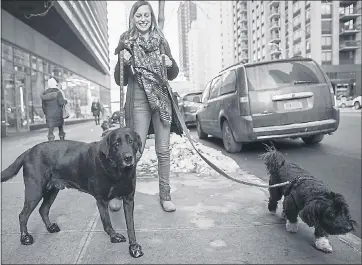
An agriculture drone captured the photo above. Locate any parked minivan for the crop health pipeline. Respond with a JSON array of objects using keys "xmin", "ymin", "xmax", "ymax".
[{"xmin": 195, "ymin": 58, "xmax": 340, "ymax": 153}]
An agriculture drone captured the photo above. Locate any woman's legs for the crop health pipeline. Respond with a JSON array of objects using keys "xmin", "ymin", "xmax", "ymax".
[
  {"xmin": 132, "ymin": 87, "xmax": 152, "ymax": 158},
  {"xmin": 152, "ymin": 111, "xmax": 175, "ymax": 211},
  {"xmin": 132, "ymin": 86, "xmax": 175, "ymax": 211}
]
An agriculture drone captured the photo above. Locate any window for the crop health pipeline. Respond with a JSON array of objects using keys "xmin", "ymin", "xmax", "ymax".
[
  {"xmin": 322, "ymin": 51, "xmax": 332, "ymax": 62},
  {"xmin": 306, "ymin": 39, "xmax": 311, "ymax": 50},
  {"xmin": 220, "ymin": 70, "xmax": 237, "ymax": 95},
  {"xmin": 305, "ymin": 24, "xmax": 310, "ymax": 35},
  {"xmin": 201, "ymin": 81, "xmax": 212, "ymax": 103},
  {"xmin": 2, "ymin": 42, "xmax": 13, "ymax": 61},
  {"xmin": 293, "ymin": 29, "xmax": 301, "ymax": 41},
  {"xmin": 31, "ymin": 56, "xmax": 37, "ymax": 70},
  {"xmin": 292, "ymin": 1, "xmax": 300, "ymax": 13},
  {"xmin": 209, "ymin": 76, "xmax": 222, "ymax": 100},
  {"xmin": 321, "ymin": 3, "xmax": 331, "ymax": 15},
  {"xmin": 321, "ymin": 36, "xmax": 332, "ymax": 46},
  {"xmin": 305, "ymin": 9, "xmax": 310, "ymax": 22},
  {"xmin": 321, "ymin": 20, "xmax": 332, "ymax": 34},
  {"xmin": 293, "ymin": 14, "xmax": 301, "ymax": 27},
  {"xmin": 245, "ymin": 60, "xmax": 326, "ymax": 91},
  {"xmin": 14, "ymin": 48, "xmax": 30, "ymax": 66}
]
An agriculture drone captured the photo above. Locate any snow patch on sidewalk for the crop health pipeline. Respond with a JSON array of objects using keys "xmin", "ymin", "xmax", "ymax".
[{"xmin": 137, "ymin": 134, "xmax": 241, "ymax": 177}]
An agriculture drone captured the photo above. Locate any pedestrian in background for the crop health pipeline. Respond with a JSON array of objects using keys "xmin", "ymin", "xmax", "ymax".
[
  {"xmin": 41, "ymin": 77, "xmax": 67, "ymax": 141},
  {"xmin": 114, "ymin": 0, "xmax": 181, "ymax": 212},
  {"xmin": 91, "ymin": 98, "xmax": 101, "ymax": 125}
]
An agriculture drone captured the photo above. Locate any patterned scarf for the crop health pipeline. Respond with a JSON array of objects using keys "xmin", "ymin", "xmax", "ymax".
[{"xmin": 132, "ymin": 32, "xmax": 172, "ymax": 125}]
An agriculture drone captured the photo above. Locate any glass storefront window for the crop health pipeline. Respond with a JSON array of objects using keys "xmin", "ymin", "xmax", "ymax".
[
  {"xmin": 31, "ymin": 69, "xmax": 45, "ymax": 124},
  {"xmin": 2, "ymin": 43, "xmax": 13, "ymax": 61},
  {"xmin": 2, "ymin": 59, "xmax": 14, "ymax": 70},
  {"xmin": 14, "ymin": 48, "xmax": 30, "ymax": 66},
  {"xmin": 37, "ymin": 58, "xmax": 43, "ymax": 72},
  {"xmin": 42, "ymin": 61, "xmax": 49, "ymax": 74},
  {"xmin": 52, "ymin": 66, "xmax": 63, "ymax": 78},
  {"xmin": 14, "ymin": 64, "xmax": 31, "ymax": 75},
  {"xmin": 1, "ymin": 41, "xmax": 111, "ymax": 127},
  {"xmin": 31, "ymin": 56, "xmax": 37, "ymax": 70}
]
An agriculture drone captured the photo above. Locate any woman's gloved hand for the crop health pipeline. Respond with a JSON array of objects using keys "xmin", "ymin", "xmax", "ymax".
[{"xmin": 161, "ymin": 54, "xmax": 173, "ymax": 67}]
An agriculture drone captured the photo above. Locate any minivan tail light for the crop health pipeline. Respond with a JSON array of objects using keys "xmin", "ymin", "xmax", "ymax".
[{"xmin": 329, "ymin": 86, "xmax": 337, "ymax": 107}]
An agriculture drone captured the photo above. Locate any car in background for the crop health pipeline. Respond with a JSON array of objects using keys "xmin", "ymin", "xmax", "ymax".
[
  {"xmin": 178, "ymin": 91, "xmax": 203, "ymax": 126},
  {"xmin": 352, "ymin": 96, "xmax": 362, "ymax": 109},
  {"xmin": 196, "ymin": 57, "xmax": 339, "ymax": 153},
  {"xmin": 336, "ymin": 96, "xmax": 353, "ymax": 108}
]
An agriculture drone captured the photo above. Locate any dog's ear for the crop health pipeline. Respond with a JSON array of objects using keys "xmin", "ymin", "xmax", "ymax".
[
  {"xmin": 99, "ymin": 132, "xmax": 111, "ymax": 158},
  {"xmin": 133, "ymin": 132, "xmax": 143, "ymax": 154},
  {"xmin": 330, "ymin": 192, "xmax": 347, "ymax": 210}
]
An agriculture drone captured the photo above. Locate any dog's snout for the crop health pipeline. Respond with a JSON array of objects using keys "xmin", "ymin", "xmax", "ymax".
[{"xmin": 124, "ymin": 153, "xmax": 133, "ymax": 162}]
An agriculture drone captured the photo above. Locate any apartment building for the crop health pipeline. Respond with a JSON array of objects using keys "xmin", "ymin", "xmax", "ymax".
[
  {"xmin": 177, "ymin": 1, "xmax": 197, "ymax": 79},
  {"xmin": 232, "ymin": 1, "xmax": 250, "ymax": 63},
  {"xmin": 220, "ymin": 1, "xmax": 237, "ymax": 69},
  {"xmin": 232, "ymin": 0, "xmax": 361, "ymax": 96}
]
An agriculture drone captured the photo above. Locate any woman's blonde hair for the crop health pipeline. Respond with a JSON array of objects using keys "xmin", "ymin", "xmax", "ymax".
[{"xmin": 127, "ymin": 1, "xmax": 165, "ymax": 41}]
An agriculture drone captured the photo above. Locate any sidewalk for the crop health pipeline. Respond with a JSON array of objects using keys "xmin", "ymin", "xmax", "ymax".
[{"xmin": 1, "ymin": 124, "xmax": 361, "ymax": 264}]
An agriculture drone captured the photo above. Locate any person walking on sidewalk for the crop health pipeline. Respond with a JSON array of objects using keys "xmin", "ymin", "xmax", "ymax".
[
  {"xmin": 41, "ymin": 77, "xmax": 67, "ymax": 141},
  {"xmin": 91, "ymin": 98, "xmax": 101, "ymax": 125},
  {"xmin": 114, "ymin": 0, "xmax": 182, "ymax": 212}
]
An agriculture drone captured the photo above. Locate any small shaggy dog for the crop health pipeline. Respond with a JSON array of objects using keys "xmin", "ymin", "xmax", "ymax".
[{"xmin": 261, "ymin": 145, "xmax": 356, "ymax": 253}]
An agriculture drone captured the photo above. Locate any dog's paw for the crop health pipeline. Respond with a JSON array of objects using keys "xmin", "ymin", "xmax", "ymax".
[
  {"xmin": 20, "ymin": 234, "xmax": 34, "ymax": 245},
  {"xmin": 129, "ymin": 243, "xmax": 143, "ymax": 258},
  {"xmin": 46, "ymin": 223, "xmax": 60, "ymax": 233},
  {"xmin": 110, "ymin": 233, "xmax": 126, "ymax": 243},
  {"xmin": 315, "ymin": 237, "xmax": 333, "ymax": 253},
  {"xmin": 286, "ymin": 220, "xmax": 298, "ymax": 233}
]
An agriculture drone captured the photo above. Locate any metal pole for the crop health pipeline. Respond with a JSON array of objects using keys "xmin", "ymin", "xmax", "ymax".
[{"xmin": 119, "ymin": 50, "xmax": 125, "ymax": 128}]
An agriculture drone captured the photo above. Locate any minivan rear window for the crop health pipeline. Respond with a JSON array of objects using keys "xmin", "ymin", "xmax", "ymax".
[{"xmin": 245, "ymin": 60, "xmax": 326, "ymax": 91}]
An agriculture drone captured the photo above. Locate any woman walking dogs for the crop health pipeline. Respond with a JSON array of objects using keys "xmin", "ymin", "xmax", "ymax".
[
  {"xmin": 114, "ymin": 0, "xmax": 182, "ymax": 212},
  {"xmin": 41, "ymin": 77, "xmax": 67, "ymax": 141}
]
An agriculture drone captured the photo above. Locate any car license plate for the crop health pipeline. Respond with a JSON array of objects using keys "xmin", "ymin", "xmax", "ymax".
[{"xmin": 284, "ymin": 101, "xmax": 303, "ymax": 110}]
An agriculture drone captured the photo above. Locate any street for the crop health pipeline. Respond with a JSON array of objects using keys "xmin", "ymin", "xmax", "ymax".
[{"xmin": 190, "ymin": 111, "xmax": 362, "ymax": 238}]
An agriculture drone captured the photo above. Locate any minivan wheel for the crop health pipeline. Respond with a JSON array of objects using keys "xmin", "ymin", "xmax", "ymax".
[
  {"xmin": 302, "ymin": 134, "xmax": 324, "ymax": 145},
  {"xmin": 196, "ymin": 118, "xmax": 208, "ymax": 139},
  {"xmin": 222, "ymin": 120, "xmax": 242, "ymax": 153},
  {"xmin": 354, "ymin": 101, "xmax": 361, "ymax": 110}
]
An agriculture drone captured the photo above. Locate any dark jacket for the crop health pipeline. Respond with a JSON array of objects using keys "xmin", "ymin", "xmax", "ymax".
[
  {"xmin": 91, "ymin": 102, "xmax": 101, "ymax": 116},
  {"xmin": 41, "ymin": 88, "xmax": 67, "ymax": 127},
  {"xmin": 114, "ymin": 34, "xmax": 182, "ymax": 136}
]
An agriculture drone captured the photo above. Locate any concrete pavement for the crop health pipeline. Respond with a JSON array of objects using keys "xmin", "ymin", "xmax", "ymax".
[{"xmin": 1, "ymin": 122, "xmax": 361, "ymax": 264}]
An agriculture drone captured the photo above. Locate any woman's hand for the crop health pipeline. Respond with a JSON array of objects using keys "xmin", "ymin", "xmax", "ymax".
[
  {"xmin": 161, "ymin": 54, "xmax": 173, "ymax": 67},
  {"xmin": 124, "ymin": 50, "xmax": 132, "ymax": 62}
]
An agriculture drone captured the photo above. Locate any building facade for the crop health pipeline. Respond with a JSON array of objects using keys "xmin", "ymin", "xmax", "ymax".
[
  {"xmin": 220, "ymin": 1, "xmax": 237, "ymax": 69},
  {"xmin": 1, "ymin": 1, "xmax": 111, "ymax": 136},
  {"xmin": 232, "ymin": 1, "xmax": 249, "ymax": 64},
  {"xmin": 188, "ymin": 2, "xmax": 223, "ymax": 92},
  {"xmin": 232, "ymin": 0, "xmax": 361, "ymax": 96},
  {"xmin": 177, "ymin": 1, "xmax": 197, "ymax": 80}
]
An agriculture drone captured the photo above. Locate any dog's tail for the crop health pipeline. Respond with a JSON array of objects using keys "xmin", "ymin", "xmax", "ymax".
[{"xmin": 1, "ymin": 149, "xmax": 30, "ymax": 182}]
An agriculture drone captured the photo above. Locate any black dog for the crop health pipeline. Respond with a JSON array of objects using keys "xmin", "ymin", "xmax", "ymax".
[
  {"xmin": 261, "ymin": 145, "xmax": 356, "ymax": 253},
  {"xmin": 1, "ymin": 128, "xmax": 144, "ymax": 258}
]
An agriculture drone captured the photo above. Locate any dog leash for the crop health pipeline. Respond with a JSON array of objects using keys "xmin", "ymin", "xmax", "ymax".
[{"xmin": 118, "ymin": 43, "xmax": 289, "ymax": 189}]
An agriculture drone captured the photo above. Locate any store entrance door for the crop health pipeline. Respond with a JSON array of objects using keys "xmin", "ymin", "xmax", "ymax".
[{"xmin": 1, "ymin": 70, "xmax": 30, "ymax": 136}]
